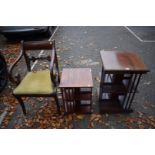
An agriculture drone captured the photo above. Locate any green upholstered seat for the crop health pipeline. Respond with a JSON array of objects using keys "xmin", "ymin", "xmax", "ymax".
[{"xmin": 13, "ymin": 70, "xmax": 54, "ymax": 95}]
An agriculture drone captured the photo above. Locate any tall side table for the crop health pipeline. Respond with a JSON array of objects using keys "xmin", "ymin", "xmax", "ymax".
[
  {"xmin": 59, "ymin": 68, "xmax": 93, "ymax": 114},
  {"xmin": 99, "ymin": 50, "xmax": 149, "ymax": 113}
]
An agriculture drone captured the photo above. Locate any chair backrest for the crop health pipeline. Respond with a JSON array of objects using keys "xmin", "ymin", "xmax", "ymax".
[
  {"xmin": 22, "ymin": 40, "xmax": 53, "ymax": 50},
  {"xmin": 21, "ymin": 40, "xmax": 56, "ymax": 72},
  {"xmin": 9, "ymin": 40, "xmax": 60, "ymax": 86}
]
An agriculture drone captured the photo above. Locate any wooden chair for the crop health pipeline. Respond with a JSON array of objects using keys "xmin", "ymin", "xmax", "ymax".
[{"xmin": 9, "ymin": 40, "xmax": 60, "ymax": 115}]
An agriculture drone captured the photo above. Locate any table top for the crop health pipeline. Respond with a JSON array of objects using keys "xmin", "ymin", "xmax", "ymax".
[
  {"xmin": 100, "ymin": 50, "xmax": 149, "ymax": 73},
  {"xmin": 59, "ymin": 68, "xmax": 93, "ymax": 88}
]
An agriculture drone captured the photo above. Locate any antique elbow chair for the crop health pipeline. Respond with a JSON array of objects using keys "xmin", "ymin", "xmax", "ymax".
[{"xmin": 9, "ymin": 40, "xmax": 61, "ymax": 115}]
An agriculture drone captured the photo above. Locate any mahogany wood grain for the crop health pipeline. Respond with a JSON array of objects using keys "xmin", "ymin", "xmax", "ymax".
[
  {"xmin": 59, "ymin": 68, "xmax": 93, "ymax": 88},
  {"xmin": 23, "ymin": 40, "xmax": 53, "ymax": 50},
  {"xmin": 100, "ymin": 50, "xmax": 149, "ymax": 73}
]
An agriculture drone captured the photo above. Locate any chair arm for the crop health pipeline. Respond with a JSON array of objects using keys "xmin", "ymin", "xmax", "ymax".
[
  {"xmin": 8, "ymin": 49, "xmax": 24, "ymax": 85},
  {"xmin": 50, "ymin": 41, "xmax": 60, "ymax": 86},
  {"xmin": 50, "ymin": 48, "xmax": 57, "ymax": 86},
  {"xmin": 53, "ymin": 40, "xmax": 60, "ymax": 83},
  {"xmin": 49, "ymin": 40, "xmax": 60, "ymax": 86}
]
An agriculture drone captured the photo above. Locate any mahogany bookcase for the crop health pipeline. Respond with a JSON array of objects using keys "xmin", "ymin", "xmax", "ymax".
[
  {"xmin": 59, "ymin": 68, "xmax": 93, "ymax": 114},
  {"xmin": 99, "ymin": 50, "xmax": 149, "ymax": 113}
]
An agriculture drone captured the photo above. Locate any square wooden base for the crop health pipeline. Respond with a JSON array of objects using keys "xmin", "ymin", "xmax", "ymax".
[{"xmin": 99, "ymin": 99, "xmax": 133, "ymax": 113}]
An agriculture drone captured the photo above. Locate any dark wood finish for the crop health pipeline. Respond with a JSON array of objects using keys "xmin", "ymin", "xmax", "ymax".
[
  {"xmin": 29, "ymin": 55, "xmax": 51, "ymax": 62},
  {"xmin": 14, "ymin": 95, "xmax": 26, "ymax": 115},
  {"xmin": 59, "ymin": 68, "xmax": 93, "ymax": 88},
  {"xmin": 75, "ymin": 104, "xmax": 92, "ymax": 114},
  {"xmin": 99, "ymin": 99, "xmax": 133, "ymax": 113},
  {"xmin": 9, "ymin": 40, "xmax": 60, "ymax": 115},
  {"xmin": 100, "ymin": 50, "xmax": 149, "ymax": 73},
  {"xmin": 100, "ymin": 83, "xmax": 127, "ymax": 94},
  {"xmin": 23, "ymin": 40, "xmax": 54, "ymax": 50},
  {"xmin": 99, "ymin": 51, "xmax": 149, "ymax": 113},
  {"xmin": 60, "ymin": 68, "xmax": 93, "ymax": 114}
]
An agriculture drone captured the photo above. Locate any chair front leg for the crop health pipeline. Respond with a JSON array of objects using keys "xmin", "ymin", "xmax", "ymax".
[
  {"xmin": 14, "ymin": 95, "xmax": 26, "ymax": 115},
  {"xmin": 54, "ymin": 95, "xmax": 61, "ymax": 114}
]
